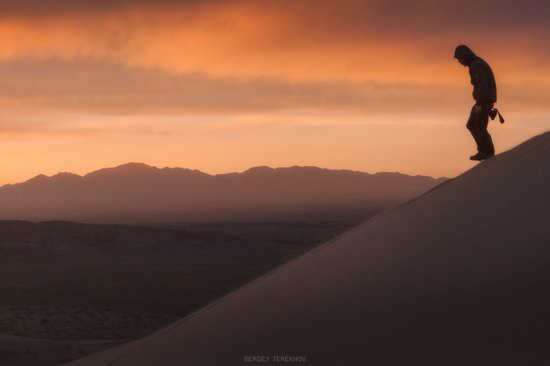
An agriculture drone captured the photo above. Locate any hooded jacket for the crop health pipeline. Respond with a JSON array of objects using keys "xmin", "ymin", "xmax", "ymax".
[{"xmin": 454, "ymin": 45, "xmax": 497, "ymax": 105}]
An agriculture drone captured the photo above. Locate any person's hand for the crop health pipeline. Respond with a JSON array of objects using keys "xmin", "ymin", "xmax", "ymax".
[{"xmin": 473, "ymin": 105, "xmax": 482, "ymax": 116}]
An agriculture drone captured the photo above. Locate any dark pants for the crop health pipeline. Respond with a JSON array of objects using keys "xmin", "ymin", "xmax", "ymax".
[{"xmin": 466, "ymin": 103, "xmax": 495, "ymax": 155}]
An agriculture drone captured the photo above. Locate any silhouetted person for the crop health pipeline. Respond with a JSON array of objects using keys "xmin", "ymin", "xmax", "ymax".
[{"xmin": 454, "ymin": 45, "xmax": 503, "ymax": 161}]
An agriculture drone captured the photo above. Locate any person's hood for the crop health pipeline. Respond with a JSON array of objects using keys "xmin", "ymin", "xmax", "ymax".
[{"xmin": 454, "ymin": 45, "xmax": 477, "ymax": 66}]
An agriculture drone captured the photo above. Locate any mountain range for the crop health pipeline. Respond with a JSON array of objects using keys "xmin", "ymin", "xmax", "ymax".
[{"xmin": 0, "ymin": 164, "xmax": 445, "ymax": 223}]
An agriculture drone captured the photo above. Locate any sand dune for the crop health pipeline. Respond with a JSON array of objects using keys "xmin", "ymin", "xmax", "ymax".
[{"xmin": 67, "ymin": 132, "xmax": 550, "ymax": 365}]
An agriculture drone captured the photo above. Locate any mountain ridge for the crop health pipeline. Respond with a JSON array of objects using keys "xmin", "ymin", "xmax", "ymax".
[
  {"xmin": 0, "ymin": 164, "xmax": 446, "ymax": 223},
  {"xmin": 2, "ymin": 163, "xmax": 445, "ymax": 188}
]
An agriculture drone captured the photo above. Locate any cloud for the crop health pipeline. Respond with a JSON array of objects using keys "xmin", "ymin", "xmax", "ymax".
[
  {"xmin": 1, "ymin": 0, "xmax": 548, "ymax": 27},
  {"xmin": 2, "ymin": 58, "xmax": 549, "ymax": 118},
  {"xmin": 0, "ymin": 58, "xmax": 470, "ymax": 115},
  {"xmin": 0, "ymin": 0, "xmax": 549, "ymax": 82},
  {"xmin": 0, "ymin": 112, "xmax": 173, "ymax": 141},
  {"xmin": 0, "ymin": 1, "xmax": 220, "ymax": 16},
  {"xmin": 0, "ymin": 1, "xmax": 549, "ymax": 125}
]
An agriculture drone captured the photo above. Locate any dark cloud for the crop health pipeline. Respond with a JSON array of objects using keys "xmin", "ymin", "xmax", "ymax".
[
  {"xmin": 0, "ymin": 0, "xmax": 220, "ymax": 15},
  {"xmin": 1, "ymin": 0, "xmax": 549, "ymax": 30},
  {"xmin": 0, "ymin": 2, "xmax": 548, "ymax": 116},
  {"xmin": 255, "ymin": 0, "xmax": 550, "ymax": 56},
  {"xmin": 1, "ymin": 0, "xmax": 549, "ymax": 68}
]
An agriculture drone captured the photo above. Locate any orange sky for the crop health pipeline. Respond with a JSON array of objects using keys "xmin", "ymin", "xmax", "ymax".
[{"xmin": 1, "ymin": 0, "xmax": 549, "ymax": 184}]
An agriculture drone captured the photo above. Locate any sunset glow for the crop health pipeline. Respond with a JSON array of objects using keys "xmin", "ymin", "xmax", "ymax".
[{"xmin": 1, "ymin": 0, "xmax": 549, "ymax": 184}]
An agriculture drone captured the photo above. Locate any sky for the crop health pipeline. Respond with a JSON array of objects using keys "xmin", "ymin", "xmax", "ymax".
[{"xmin": 1, "ymin": 0, "xmax": 549, "ymax": 184}]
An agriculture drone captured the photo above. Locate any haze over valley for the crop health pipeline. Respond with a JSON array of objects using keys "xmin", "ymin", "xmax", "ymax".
[{"xmin": 0, "ymin": 164, "xmax": 445, "ymax": 223}]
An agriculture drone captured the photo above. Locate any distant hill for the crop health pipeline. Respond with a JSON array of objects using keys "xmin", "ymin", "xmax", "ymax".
[{"xmin": 0, "ymin": 164, "xmax": 445, "ymax": 223}]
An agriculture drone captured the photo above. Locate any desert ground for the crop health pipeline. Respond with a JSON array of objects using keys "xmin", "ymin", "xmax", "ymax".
[{"xmin": 0, "ymin": 219, "xmax": 361, "ymax": 365}]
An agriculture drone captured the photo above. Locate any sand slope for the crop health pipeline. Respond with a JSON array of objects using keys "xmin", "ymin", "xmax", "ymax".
[{"xmin": 67, "ymin": 132, "xmax": 550, "ymax": 366}]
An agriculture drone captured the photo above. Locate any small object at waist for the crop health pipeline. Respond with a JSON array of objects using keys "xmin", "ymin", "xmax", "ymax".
[{"xmin": 489, "ymin": 108, "xmax": 505, "ymax": 124}]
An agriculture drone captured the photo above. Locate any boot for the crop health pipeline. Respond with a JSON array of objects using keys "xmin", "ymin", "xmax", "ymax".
[
  {"xmin": 470, "ymin": 151, "xmax": 495, "ymax": 161},
  {"xmin": 470, "ymin": 152, "xmax": 488, "ymax": 161}
]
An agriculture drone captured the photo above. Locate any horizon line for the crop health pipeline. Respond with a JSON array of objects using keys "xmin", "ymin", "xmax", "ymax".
[{"xmin": 2, "ymin": 162, "xmax": 448, "ymax": 187}]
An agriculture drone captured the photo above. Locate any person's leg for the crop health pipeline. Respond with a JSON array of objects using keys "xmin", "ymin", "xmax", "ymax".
[
  {"xmin": 476, "ymin": 105, "xmax": 495, "ymax": 155},
  {"xmin": 466, "ymin": 105, "xmax": 484, "ymax": 153}
]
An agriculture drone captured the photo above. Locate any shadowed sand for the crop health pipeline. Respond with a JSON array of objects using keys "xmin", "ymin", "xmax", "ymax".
[{"xmin": 68, "ymin": 132, "xmax": 550, "ymax": 365}]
